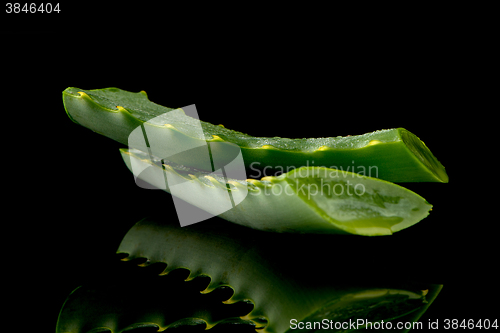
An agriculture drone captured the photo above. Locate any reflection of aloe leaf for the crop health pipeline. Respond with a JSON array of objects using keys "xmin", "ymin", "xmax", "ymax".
[
  {"xmin": 353, "ymin": 285, "xmax": 443, "ymax": 332},
  {"xmin": 56, "ymin": 260, "xmax": 257, "ymax": 332},
  {"xmin": 62, "ymin": 87, "xmax": 448, "ymax": 183},
  {"xmin": 121, "ymin": 149, "xmax": 432, "ymax": 236},
  {"xmin": 55, "ymin": 216, "xmax": 440, "ymax": 333}
]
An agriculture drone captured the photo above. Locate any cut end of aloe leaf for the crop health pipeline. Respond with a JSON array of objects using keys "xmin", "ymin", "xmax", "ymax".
[
  {"xmin": 398, "ymin": 128, "xmax": 449, "ymax": 183},
  {"xmin": 283, "ymin": 167, "xmax": 432, "ymax": 236}
]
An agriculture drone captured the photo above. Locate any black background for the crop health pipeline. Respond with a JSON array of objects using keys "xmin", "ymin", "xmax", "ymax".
[{"xmin": 2, "ymin": 7, "xmax": 497, "ymax": 332}]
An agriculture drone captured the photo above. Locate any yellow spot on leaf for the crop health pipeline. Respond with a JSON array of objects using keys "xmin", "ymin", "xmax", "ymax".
[
  {"xmin": 368, "ymin": 140, "xmax": 382, "ymax": 146},
  {"xmin": 211, "ymin": 135, "xmax": 224, "ymax": 141}
]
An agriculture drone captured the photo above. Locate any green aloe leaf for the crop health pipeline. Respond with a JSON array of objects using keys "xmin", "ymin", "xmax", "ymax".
[
  {"xmin": 57, "ymin": 217, "xmax": 441, "ymax": 333},
  {"xmin": 62, "ymin": 87, "xmax": 448, "ymax": 183},
  {"xmin": 120, "ymin": 148, "xmax": 432, "ymax": 235}
]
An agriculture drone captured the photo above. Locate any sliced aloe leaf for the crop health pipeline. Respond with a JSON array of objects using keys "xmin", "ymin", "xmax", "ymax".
[
  {"xmin": 62, "ymin": 87, "xmax": 448, "ymax": 183},
  {"xmin": 120, "ymin": 148, "xmax": 432, "ymax": 235}
]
